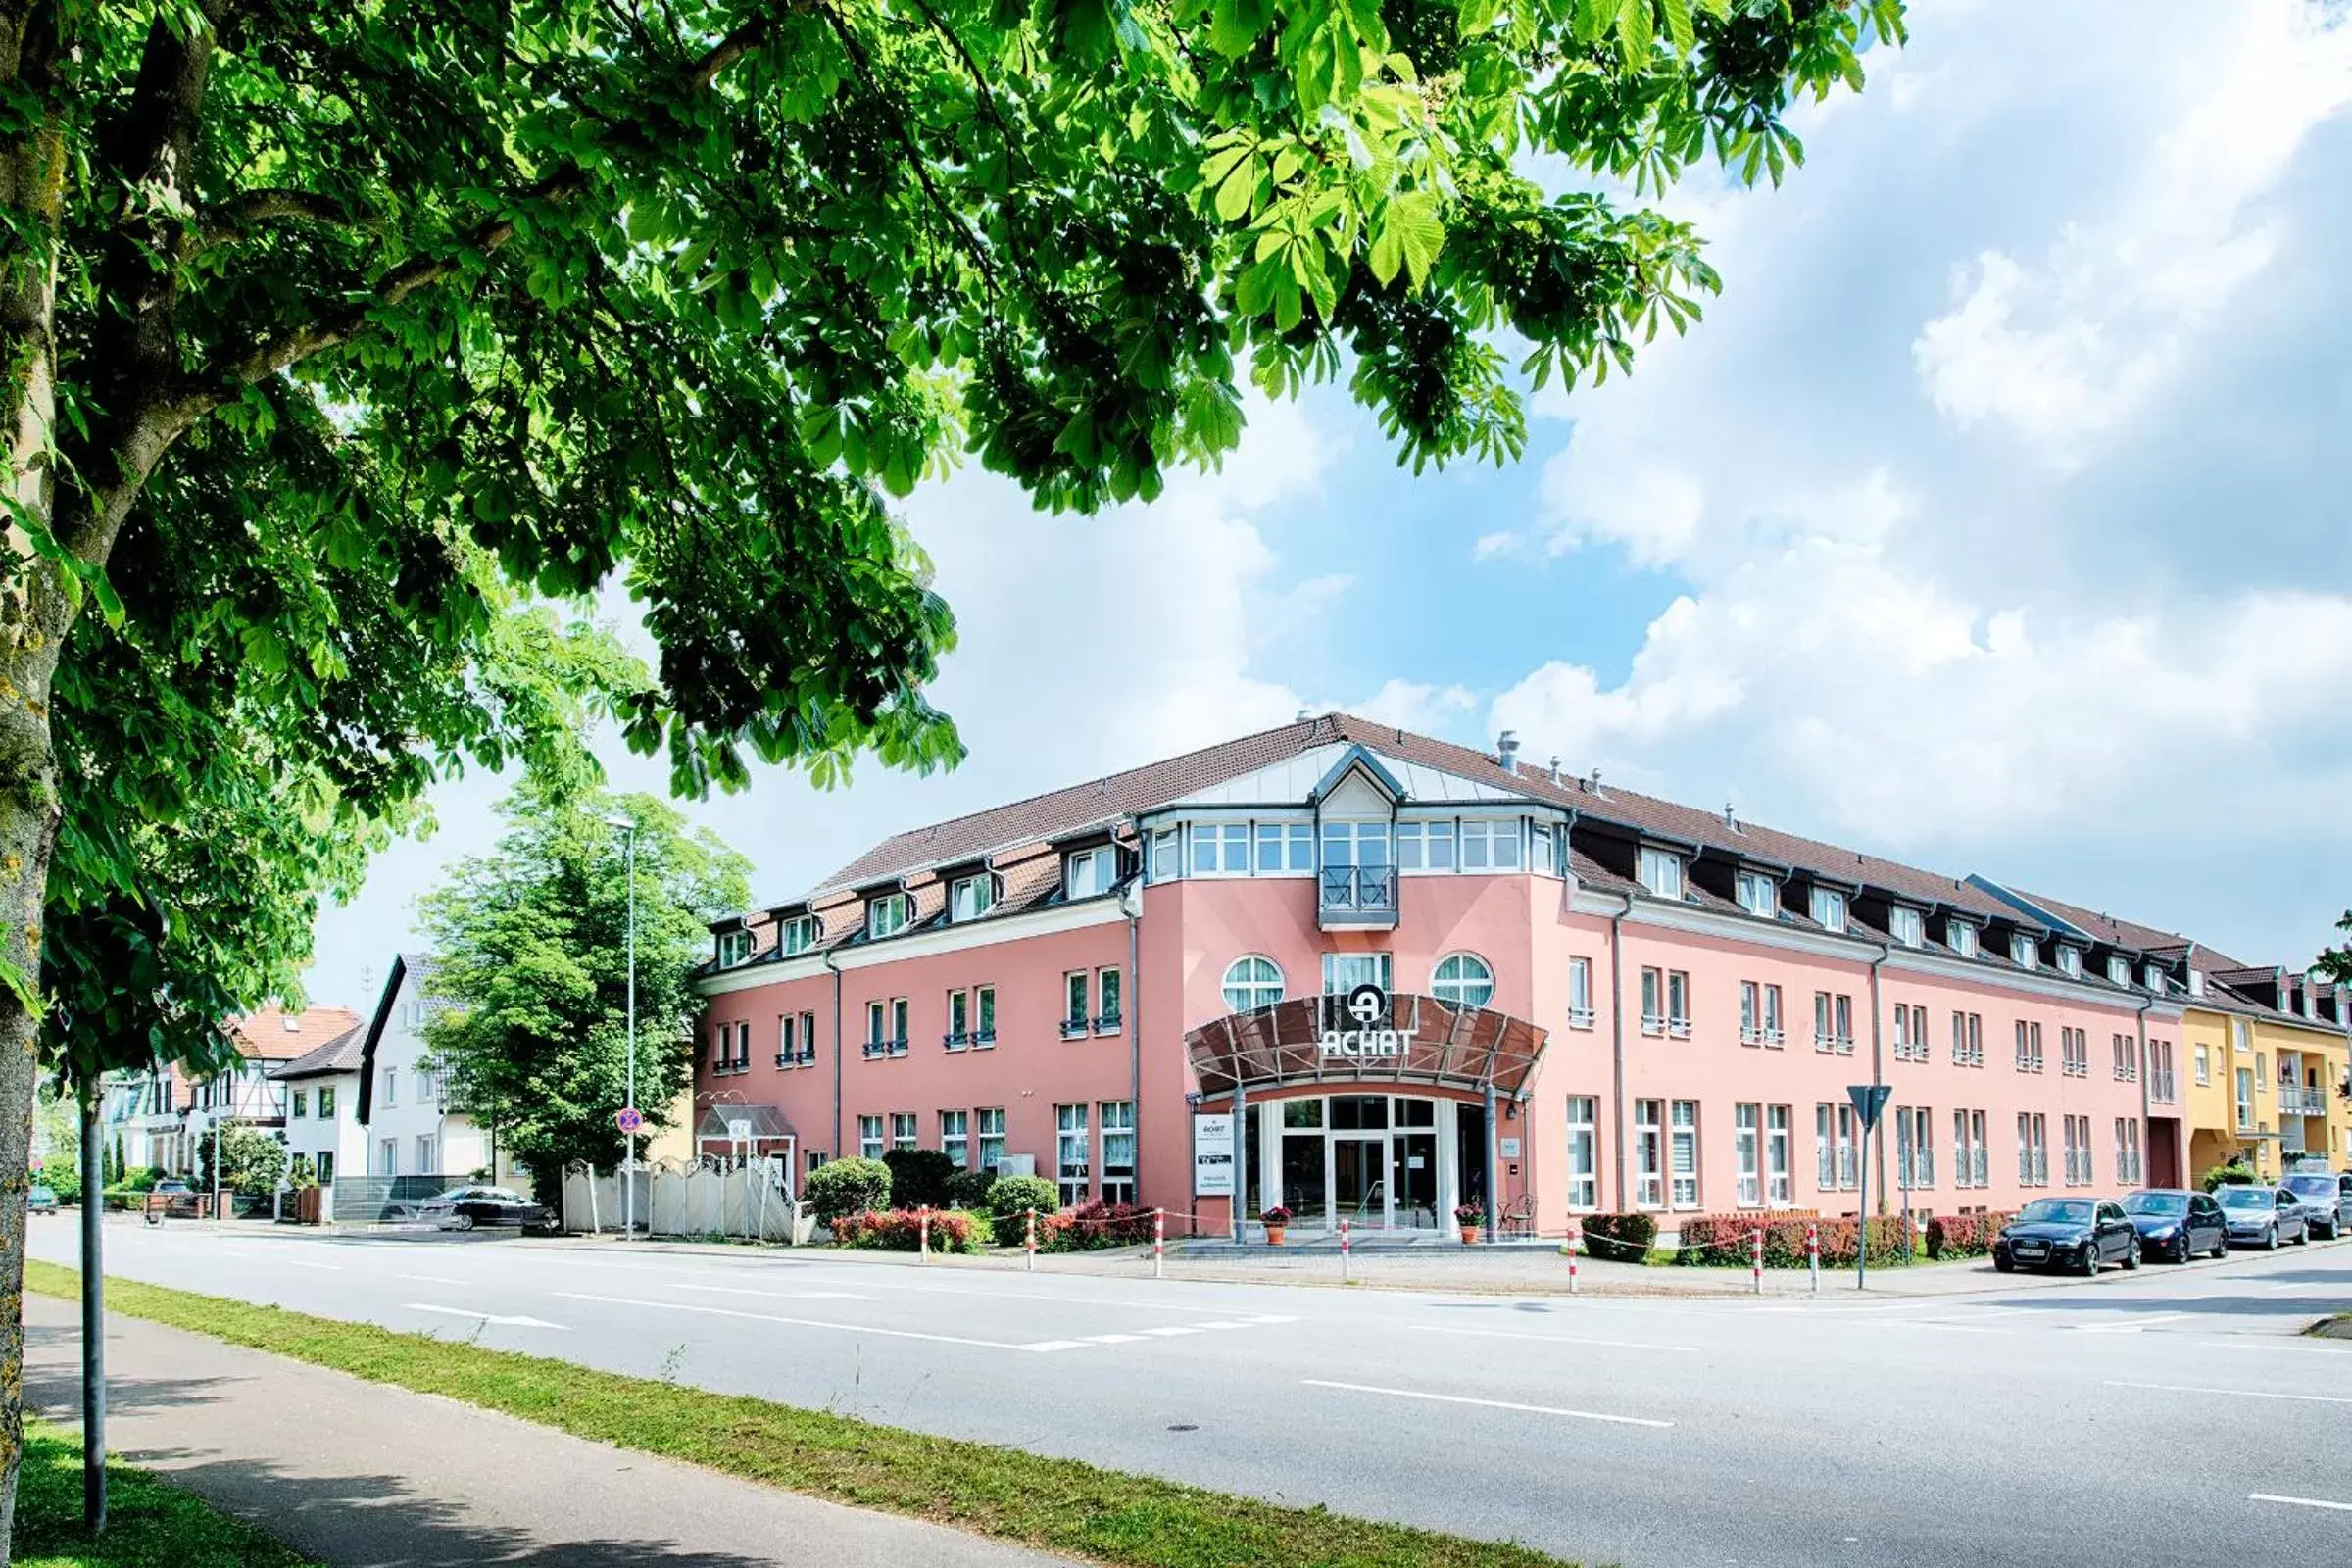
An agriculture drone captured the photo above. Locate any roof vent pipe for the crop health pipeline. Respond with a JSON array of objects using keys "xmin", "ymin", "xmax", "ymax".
[
  {"xmin": 1296, "ymin": 708, "xmax": 1311, "ymax": 723},
  {"xmin": 1495, "ymin": 730, "xmax": 1520, "ymax": 773},
  {"xmin": 1548, "ymin": 756, "xmax": 1562, "ymax": 785},
  {"xmin": 1724, "ymin": 804, "xmax": 1740, "ymax": 833},
  {"xmin": 1586, "ymin": 768, "xmax": 1604, "ymax": 797}
]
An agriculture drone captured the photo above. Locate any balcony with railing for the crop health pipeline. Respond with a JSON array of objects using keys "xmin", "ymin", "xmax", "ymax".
[
  {"xmin": 2279, "ymin": 1084, "xmax": 2328, "ymax": 1117},
  {"xmin": 1318, "ymin": 864, "xmax": 1397, "ymax": 930}
]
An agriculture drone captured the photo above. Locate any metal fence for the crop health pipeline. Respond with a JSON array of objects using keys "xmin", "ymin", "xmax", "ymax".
[
  {"xmin": 325, "ymin": 1173, "xmax": 465, "ymax": 1225},
  {"xmin": 560, "ymin": 1156, "xmax": 809, "ymax": 1243}
]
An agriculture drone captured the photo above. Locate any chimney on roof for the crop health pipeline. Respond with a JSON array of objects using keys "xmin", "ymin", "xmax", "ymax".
[
  {"xmin": 1548, "ymin": 756, "xmax": 1562, "ymax": 785},
  {"xmin": 1295, "ymin": 708, "xmax": 1312, "ymax": 723},
  {"xmin": 1585, "ymin": 768, "xmax": 1603, "ymax": 797},
  {"xmin": 1495, "ymin": 730, "xmax": 1520, "ymax": 773},
  {"xmin": 1723, "ymin": 804, "xmax": 1741, "ymax": 834}
]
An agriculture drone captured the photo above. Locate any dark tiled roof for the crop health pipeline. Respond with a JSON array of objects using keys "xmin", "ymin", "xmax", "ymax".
[{"xmin": 270, "ymin": 1024, "xmax": 367, "ymax": 1080}]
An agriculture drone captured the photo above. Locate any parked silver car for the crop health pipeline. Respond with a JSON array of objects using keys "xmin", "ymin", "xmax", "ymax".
[
  {"xmin": 2279, "ymin": 1173, "xmax": 2344, "ymax": 1240},
  {"xmin": 2216, "ymin": 1184, "xmax": 2309, "ymax": 1250}
]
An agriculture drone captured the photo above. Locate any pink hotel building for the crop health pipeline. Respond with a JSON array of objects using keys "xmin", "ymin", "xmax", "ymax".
[{"xmin": 694, "ymin": 714, "xmax": 2188, "ymax": 1236}]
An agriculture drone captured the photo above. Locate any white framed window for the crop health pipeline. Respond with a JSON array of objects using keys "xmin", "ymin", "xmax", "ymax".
[
  {"xmin": 2235, "ymin": 1067, "xmax": 2254, "ymax": 1129},
  {"xmin": 858, "ymin": 1115, "xmax": 884, "ymax": 1160},
  {"xmin": 1669, "ymin": 1101, "xmax": 1699, "ymax": 1208},
  {"xmin": 1065, "ymin": 846, "xmax": 1117, "ymax": 899},
  {"xmin": 2018, "ymin": 1112, "xmax": 2048, "ymax": 1186},
  {"xmin": 1457, "ymin": 819, "xmax": 1520, "ymax": 871},
  {"xmin": 890, "ymin": 1111, "xmax": 917, "ymax": 1152},
  {"xmin": 1565, "ymin": 1096, "xmax": 1599, "ymax": 1210},
  {"xmin": 1062, "ymin": 972, "xmax": 1090, "ymax": 1036},
  {"xmin": 2194, "ymin": 1043, "xmax": 2209, "ymax": 1085},
  {"xmin": 1222, "ymin": 956, "xmax": 1285, "ymax": 1012},
  {"xmin": 1395, "ymin": 821, "xmax": 1424, "ymax": 869},
  {"xmin": 974, "ymin": 986, "xmax": 996, "ymax": 1046},
  {"xmin": 1431, "ymin": 953, "xmax": 1494, "ymax": 1008},
  {"xmin": 1815, "ymin": 1102, "xmax": 1857, "ymax": 1191},
  {"xmin": 1951, "ymin": 1009, "xmax": 1984, "ymax": 1067},
  {"xmin": 950, "ymin": 874, "xmax": 995, "ymax": 923},
  {"xmin": 2061, "ymin": 1026, "xmax": 2087, "ymax": 1078},
  {"xmin": 1740, "ymin": 981, "xmax": 1760, "ymax": 1045},
  {"xmin": 947, "ymin": 988, "xmax": 970, "ymax": 1047},
  {"xmin": 1895, "ymin": 1107, "xmax": 1933, "ymax": 1190},
  {"xmin": 1766, "ymin": 1105, "xmax": 1792, "ymax": 1206},
  {"xmin": 890, "ymin": 998, "xmax": 908, "ymax": 1054},
  {"xmin": 1887, "ymin": 906, "xmax": 1924, "ymax": 949},
  {"xmin": 1809, "ymin": 886, "xmax": 1848, "ymax": 934},
  {"xmin": 1286, "ymin": 822, "xmax": 1315, "ymax": 871},
  {"xmin": 1637, "ymin": 847, "xmax": 1685, "ymax": 900},
  {"xmin": 1054, "ymin": 1103, "xmax": 1091, "ymax": 1207},
  {"xmin": 865, "ymin": 1000, "xmax": 886, "ymax": 1055},
  {"xmin": 778, "ymin": 913, "xmax": 817, "ymax": 956},
  {"xmin": 416, "ymin": 1135, "xmax": 437, "ymax": 1173},
  {"xmin": 1666, "ymin": 971, "xmax": 1690, "ymax": 1038},
  {"xmin": 1567, "ymin": 956, "xmax": 1594, "ymax": 1028},
  {"xmin": 1190, "ymin": 822, "xmax": 1248, "ymax": 875},
  {"xmin": 977, "ymin": 1106, "xmax": 1006, "ymax": 1169},
  {"xmin": 2107, "ymin": 956, "xmax": 2132, "ymax": 987},
  {"xmin": 716, "ymin": 929, "xmax": 754, "ymax": 967},
  {"xmin": 1634, "ymin": 1100, "xmax": 1664, "ymax": 1208},
  {"xmin": 2010, "ymin": 931, "xmax": 2038, "ymax": 969},
  {"xmin": 382, "ymin": 1068, "xmax": 398, "ymax": 1107},
  {"xmin": 941, "ymin": 1109, "xmax": 969, "ymax": 1167},
  {"xmin": 2114, "ymin": 1118, "xmax": 2143, "ymax": 1186},
  {"xmin": 867, "ymin": 892, "xmax": 911, "ymax": 939},
  {"xmin": 2014, "ymin": 1020, "xmax": 2043, "ymax": 1073},
  {"xmin": 1254, "ymin": 822, "xmax": 1286, "ymax": 873},
  {"xmin": 1735, "ymin": 1103, "xmax": 1761, "ymax": 1207},
  {"xmin": 378, "ymin": 1138, "xmax": 399, "ymax": 1175},
  {"xmin": 1096, "ymin": 967, "xmax": 1122, "ymax": 1030},
  {"xmin": 1150, "ymin": 827, "xmax": 1183, "ymax": 882},
  {"xmin": 1321, "ymin": 953, "xmax": 1392, "ymax": 994},
  {"xmin": 2143, "ymin": 960, "xmax": 2164, "ymax": 992},
  {"xmin": 1100, "ymin": 1101, "xmax": 1136, "ymax": 1204},
  {"xmin": 2056, "ymin": 946, "xmax": 2082, "ymax": 978},
  {"xmin": 1948, "ymin": 920, "xmax": 1979, "ymax": 958},
  {"xmin": 1531, "ymin": 820, "xmax": 1558, "ymax": 875},
  {"xmin": 1736, "ymin": 869, "xmax": 1778, "ymax": 919},
  {"xmin": 1814, "ymin": 992, "xmax": 1853, "ymax": 1054},
  {"xmin": 291, "ymin": 1089, "xmax": 307, "ymax": 1119},
  {"xmin": 1422, "ymin": 820, "xmax": 1456, "ymax": 870},
  {"xmin": 1641, "ymin": 967, "xmax": 1665, "ymax": 1035}
]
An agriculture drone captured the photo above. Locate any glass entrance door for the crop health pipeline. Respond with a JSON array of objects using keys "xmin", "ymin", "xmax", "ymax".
[
  {"xmin": 1333, "ymin": 1135, "xmax": 1387, "ymax": 1229},
  {"xmin": 1391, "ymin": 1132, "xmax": 1438, "ymax": 1229}
]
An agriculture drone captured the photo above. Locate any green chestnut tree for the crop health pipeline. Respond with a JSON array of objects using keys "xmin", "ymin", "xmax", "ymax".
[
  {"xmin": 417, "ymin": 782, "xmax": 753, "ymax": 1199},
  {"xmin": 1, "ymin": 0, "xmax": 1904, "ymax": 1545}
]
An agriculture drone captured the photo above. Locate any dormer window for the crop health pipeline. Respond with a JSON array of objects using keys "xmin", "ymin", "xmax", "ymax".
[
  {"xmin": 2143, "ymin": 961, "xmax": 2165, "ymax": 993},
  {"xmin": 1948, "ymin": 920, "xmax": 1979, "ymax": 958},
  {"xmin": 1809, "ymin": 887, "xmax": 1848, "ymax": 935},
  {"xmin": 1887, "ymin": 906, "xmax": 1924, "ymax": 949},
  {"xmin": 2056, "ymin": 947, "xmax": 2082, "ymax": 979},
  {"xmin": 1637, "ymin": 847, "xmax": 1685, "ymax": 901},
  {"xmin": 778, "ymin": 914, "xmax": 818, "ymax": 957},
  {"xmin": 950, "ymin": 874, "xmax": 995, "ymax": 923},
  {"xmin": 2107, "ymin": 956, "xmax": 2131, "ymax": 987},
  {"xmin": 866, "ymin": 892, "xmax": 911, "ymax": 939},
  {"xmin": 1736, "ymin": 870, "xmax": 1778, "ymax": 920},
  {"xmin": 1064, "ymin": 845, "xmax": 1116, "ymax": 899},
  {"xmin": 716, "ymin": 929, "xmax": 754, "ymax": 967},
  {"xmin": 2010, "ymin": 932, "xmax": 2038, "ymax": 969}
]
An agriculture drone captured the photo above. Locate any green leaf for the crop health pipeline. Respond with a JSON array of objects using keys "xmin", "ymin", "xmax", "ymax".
[
  {"xmin": 1661, "ymin": 0, "xmax": 1694, "ymax": 54},
  {"xmin": 1617, "ymin": 0, "xmax": 1655, "ymax": 66},
  {"xmin": 1214, "ymin": 155, "xmax": 1258, "ymax": 221}
]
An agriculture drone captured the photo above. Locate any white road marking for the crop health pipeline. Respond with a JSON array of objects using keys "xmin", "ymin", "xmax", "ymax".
[
  {"xmin": 402, "ymin": 1275, "xmax": 471, "ymax": 1287},
  {"xmin": 1410, "ymin": 1324, "xmax": 1697, "ymax": 1353},
  {"xmin": 2072, "ymin": 1312, "xmax": 2190, "ymax": 1333},
  {"xmin": 2204, "ymin": 1339, "xmax": 2352, "ymax": 1357},
  {"xmin": 405, "ymin": 1304, "xmax": 567, "ymax": 1329},
  {"xmin": 1303, "ymin": 1379, "xmax": 1672, "ymax": 1429},
  {"xmin": 1083, "ymin": 1334, "xmax": 1147, "ymax": 1345},
  {"xmin": 2105, "ymin": 1380, "xmax": 2352, "ymax": 1405},
  {"xmin": 555, "ymin": 1292, "xmax": 1031, "ymax": 1350},
  {"xmin": 1140, "ymin": 1325, "xmax": 1203, "ymax": 1337},
  {"xmin": 671, "ymin": 1283, "xmax": 875, "ymax": 1301},
  {"xmin": 282, "ymin": 1260, "xmax": 342, "ymax": 1272},
  {"xmin": 2251, "ymin": 1493, "xmax": 2352, "ymax": 1512}
]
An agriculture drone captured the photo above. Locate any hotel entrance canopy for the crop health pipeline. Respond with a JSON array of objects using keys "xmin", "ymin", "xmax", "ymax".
[{"xmin": 1184, "ymin": 993, "xmax": 1548, "ymax": 1101}]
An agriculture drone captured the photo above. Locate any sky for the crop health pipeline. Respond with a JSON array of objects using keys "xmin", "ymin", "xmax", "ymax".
[{"xmin": 307, "ymin": 0, "xmax": 2352, "ymax": 1012}]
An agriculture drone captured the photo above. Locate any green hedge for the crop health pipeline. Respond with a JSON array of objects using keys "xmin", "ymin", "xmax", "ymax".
[
  {"xmin": 806, "ymin": 1157, "xmax": 891, "ymax": 1224},
  {"xmin": 1925, "ymin": 1210, "xmax": 2015, "ymax": 1259},
  {"xmin": 986, "ymin": 1174, "xmax": 1058, "ymax": 1227},
  {"xmin": 1575, "ymin": 1212, "xmax": 1657, "ymax": 1262},
  {"xmin": 1672, "ymin": 1212, "xmax": 1911, "ymax": 1267}
]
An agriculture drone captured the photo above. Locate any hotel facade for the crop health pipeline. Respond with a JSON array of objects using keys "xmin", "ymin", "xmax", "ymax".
[{"xmin": 693, "ymin": 714, "xmax": 2351, "ymax": 1236}]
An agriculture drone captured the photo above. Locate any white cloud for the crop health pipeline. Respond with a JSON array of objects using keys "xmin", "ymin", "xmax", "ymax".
[
  {"xmin": 1347, "ymin": 679, "xmax": 1480, "ymax": 737},
  {"xmin": 1912, "ymin": 0, "xmax": 2352, "ymax": 454}
]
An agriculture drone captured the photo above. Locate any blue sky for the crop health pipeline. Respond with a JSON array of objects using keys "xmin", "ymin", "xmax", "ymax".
[{"xmin": 308, "ymin": 0, "xmax": 2352, "ymax": 1009}]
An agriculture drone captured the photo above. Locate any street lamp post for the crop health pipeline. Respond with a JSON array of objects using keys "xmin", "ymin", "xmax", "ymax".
[{"xmin": 605, "ymin": 814, "xmax": 639, "ymax": 1239}]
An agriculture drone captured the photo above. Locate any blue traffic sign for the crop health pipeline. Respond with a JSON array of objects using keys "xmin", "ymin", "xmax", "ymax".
[{"xmin": 1846, "ymin": 1083, "xmax": 1891, "ymax": 1130}]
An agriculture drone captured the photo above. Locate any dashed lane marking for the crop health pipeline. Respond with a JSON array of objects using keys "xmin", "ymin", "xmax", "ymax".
[
  {"xmin": 2106, "ymin": 1380, "xmax": 2352, "ymax": 1405},
  {"xmin": 1303, "ymin": 1379, "xmax": 1672, "ymax": 1428},
  {"xmin": 1409, "ymin": 1324, "xmax": 1697, "ymax": 1353},
  {"xmin": 2251, "ymin": 1493, "xmax": 2352, "ymax": 1513}
]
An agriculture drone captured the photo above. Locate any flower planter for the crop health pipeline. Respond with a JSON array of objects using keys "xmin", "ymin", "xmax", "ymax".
[
  {"xmin": 1264, "ymin": 1225, "xmax": 1288, "ymax": 1247},
  {"xmin": 1459, "ymin": 1225, "xmax": 1482, "ymax": 1246}
]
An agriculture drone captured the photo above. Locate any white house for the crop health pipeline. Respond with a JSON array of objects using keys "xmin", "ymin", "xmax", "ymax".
[
  {"xmin": 271, "ymin": 1018, "xmax": 366, "ymax": 1186},
  {"xmin": 105, "ymin": 1005, "xmax": 356, "ymax": 1175}
]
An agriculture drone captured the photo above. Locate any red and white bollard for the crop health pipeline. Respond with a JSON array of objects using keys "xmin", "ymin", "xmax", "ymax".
[
  {"xmin": 919, "ymin": 1206, "xmax": 931, "ymax": 1262},
  {"xmin": 1025, "ymin": 1207, "xmax": 1037, "ymax": 1272},
  {"xmin": 1566, "ymin": 1225, "xmax": 1581, "ymax": 1294},
  {"xmin": 1750, "ymin": 1227, "xmax": 1764, "ymax": 1295},
  {"xmin": 1807, "ymin": 1221, "xmax": 1821, "ymax": 1295},
  {"xmin": 1339, "ymin": 1217, "xmax": 1352, "ymax": 1283},
  {"xmin": 1152, "ymin": 1207, "xmax": 1165, "ymax": 1279}
]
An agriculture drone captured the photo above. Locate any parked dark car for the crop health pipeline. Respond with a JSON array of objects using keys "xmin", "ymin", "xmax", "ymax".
[
  {"xmin": 416, "ymin": 1185, "xmax": 552, "ymax": 1232},
  {"xmin": 2216, "ymin": 1184, "xmax": 2308, "ymax": 1250},
  {"xmin": 1994, "ymin": 1198, "xmax": 2140, "ymax": 1275},
  {"xmin": 2278, "ymin": 1174, "xmax": 2343, "ymax": 1240},
  {"xmin": 25, "ymin": 1184, "xmax": 58, "ymax": 1215},
  {"xmin": 2121, "ymin": 1189, "xmax": 2227, "ymax": 1262},
  {"xmin": 143, "ymin": 1177, "xmax": 202, "ymax": 1222}
]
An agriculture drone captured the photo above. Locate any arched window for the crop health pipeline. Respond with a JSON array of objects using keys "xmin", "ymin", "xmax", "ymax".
[
  {"xmin": 1432, "ymin": 953, "xmax": 1494, "ymax": 1008},
  {"xmin": 1221, "ymin": 956, "xmax": 1286, "ymax": 1013}
]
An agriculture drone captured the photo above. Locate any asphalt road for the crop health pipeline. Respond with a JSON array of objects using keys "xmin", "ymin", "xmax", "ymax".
[{"xmin": 28, "ymin": 1217, "xmax": 2352, "ymax": 1568}]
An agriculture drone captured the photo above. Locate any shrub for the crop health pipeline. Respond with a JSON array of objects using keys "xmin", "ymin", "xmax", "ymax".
[
  {"xmin": 830, "ymin": 1207, "xmax": 986, "ymax": 1254},
  {"xmin": 944, "ymin": 1168, "xmax": 997, "ymax": 1210},
  {"xmin": 1576, "ymin": 1212, "xmax": 1658, "ymax": 1262},
  {"xmin": 120, "ymin": 1166, "xmax": 160, "ymax": 1193},
  {"xmin": 33, "ymin": 1153, "xmax": 77, "ymax": 1197},
  {"xmin": 1670, "ymin": 1212, "xmax": 1910, "ymax": 1268},
  {"xmin": 806, "ymin": 1157, "xmax": 892, "ymax": 1225},
  {"xmin": 986, "ymin": 1174, "xmax": 1058, "ymax": 1225},
  {"xmin": 2202, "ymin": 1160, "xmax": 2258, "ymax": 1193},
  {"xmin": 1045, "ymin": 1200, "xmax": 1159, "ymax": 1251},
  {"xmin": 882, "ymin": 1148, "xmax": 958, "ymax": 1210},
  {"xmin": 1925, "ymin": 1210, "xmax": 2016, "ymax": 1259}
]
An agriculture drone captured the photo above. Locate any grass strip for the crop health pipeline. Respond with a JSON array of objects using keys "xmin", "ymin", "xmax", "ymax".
[
  {"xmin": 9, "ymin": 1413, "xmax": 318, "ymax": 1567},
  {"xmin": 25, "ymin": 1260, "xmax": 1574, "ymax": 1568}
]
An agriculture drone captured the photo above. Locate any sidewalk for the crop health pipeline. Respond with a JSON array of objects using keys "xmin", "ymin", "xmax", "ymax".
[{"xmin": 22, "ymin": 1291, "xmax": 1075, "ymax": 1568}]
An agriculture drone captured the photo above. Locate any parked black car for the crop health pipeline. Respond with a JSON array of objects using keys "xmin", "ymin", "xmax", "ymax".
[
  {"xmin": 416, "ymin": 1185, "xmax": 553, "ymax": 1232},
  {"xmin": 2216, "ymin": 1184, "xmax": 2308, "ymax": 1250},
  {"xmin": 2278, "ymin": 1173, "xmax": 2343, "ymax": 1240},
  {"xmin": 1994, "ymin": 1198, "xmax": 2140, "ymax": 1275},
  {"xmin": 2121, "ymin": 1189, "xmax": 2227, "ymax": 1262}
]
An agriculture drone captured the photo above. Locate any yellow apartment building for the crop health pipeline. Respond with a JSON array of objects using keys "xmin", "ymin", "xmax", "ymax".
[{"xmin": 2181, "ymin": 963, "xmax": 2351, "ymax": 1183}]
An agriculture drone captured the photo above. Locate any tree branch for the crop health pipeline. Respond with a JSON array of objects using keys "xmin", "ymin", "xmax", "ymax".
[{"xmin": 188, "ymin": 186, "xmax": 359, "ymax": 254}]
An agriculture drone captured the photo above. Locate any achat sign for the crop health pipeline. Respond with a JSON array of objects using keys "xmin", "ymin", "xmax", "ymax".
[{"xmin": 1319, "ymin": 984, "xmax": 1416, "ymax": 1059}]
